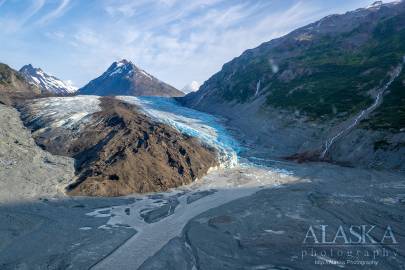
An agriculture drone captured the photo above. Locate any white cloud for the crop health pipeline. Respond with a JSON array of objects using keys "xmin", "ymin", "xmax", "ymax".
[
  {"xmin": 1, "ymin": 0, "xmax": 379, "ymax": 89},
  {"xmin": 0, "ymin": 0, "xmax": 45, "ymax": 32},
  {"xmin": 37, "ymin": 0, "xmax": 71, "ymax": 25},
  {"xmin": 68, "ymin": 0, "xmax": 325, "ymax": 88}
]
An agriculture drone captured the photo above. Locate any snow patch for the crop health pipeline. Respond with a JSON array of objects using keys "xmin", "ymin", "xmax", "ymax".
[
  {"xmin": 139, "ymin": 69, "xmax": 153, "ymax": 80},
  {"xmin": 367, "ymin": 1, "xmax": 383, "ymax": 9},
  {"xmin": 181, "ymin": 81, "xmax": 200, "ymax": 93},
  {"xmin": 109, "ymin": 67, "xmax": 124, "ymax": 76}
]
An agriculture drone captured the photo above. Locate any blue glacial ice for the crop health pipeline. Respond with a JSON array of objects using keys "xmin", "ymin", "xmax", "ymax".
[{"xmin": 118, "ymin": 96, "xmax": 240, "ymax": 168}]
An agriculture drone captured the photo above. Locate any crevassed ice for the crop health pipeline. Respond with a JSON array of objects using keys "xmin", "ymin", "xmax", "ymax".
[
  {"xmin": 118, "ymin": 96, "xmax": 240, "ymax": 168},
  {"xmin": 27, "ymin": 95, "xmax": 101, "ymax": 132}
]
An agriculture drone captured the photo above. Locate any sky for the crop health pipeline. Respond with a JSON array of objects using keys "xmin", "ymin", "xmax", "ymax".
[{"xmin": 0, "ymin": 0, "xmax": 396, "ymax": 89}]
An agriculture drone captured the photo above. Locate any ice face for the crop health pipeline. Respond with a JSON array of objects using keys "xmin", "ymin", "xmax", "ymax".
[{"xmin": 118, "ymin": 96, "xmax": 240, "ymax": 168}]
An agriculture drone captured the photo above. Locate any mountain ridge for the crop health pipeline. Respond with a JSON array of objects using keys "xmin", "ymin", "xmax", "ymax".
[
  {"xmin": 180, "ymin": 0, "xmax": 405, "ymax": 171},
  {"xmin": 19, "ymin": 64, "xmax": 77, "ymax": 95}
]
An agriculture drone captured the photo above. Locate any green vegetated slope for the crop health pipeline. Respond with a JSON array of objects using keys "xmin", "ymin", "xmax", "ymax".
[
  {"xmin": 363, "ymin": 14, "xmax": 405, "ymax": 131},
  {"xmin": 266, "ymin": 14, "xmax": 405, "ymax": 121},
  {"xmin": 365, "ymin": 68, "xmax": 405, "ymax": 131},
  {"xmin": 186, "ymin": 3, "xmax": 405, "ymax": 131}
]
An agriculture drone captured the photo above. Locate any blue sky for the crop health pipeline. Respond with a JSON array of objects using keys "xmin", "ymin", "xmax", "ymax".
[{"xmin": 0, "ymin": 0, "xmax": 394, "ymax": 89}]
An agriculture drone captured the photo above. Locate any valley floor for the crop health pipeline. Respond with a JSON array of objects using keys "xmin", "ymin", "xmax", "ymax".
[
  {"xmin": 139, "ymin": 161, "xmax": 405, "ymax": 270},
  {"xmin": 1, "ymin": 158, "xmax": 404, "ymax": 270},
  {"xmin": 0, "ymin": 101, "xmax": 404, "ymax": 270}
]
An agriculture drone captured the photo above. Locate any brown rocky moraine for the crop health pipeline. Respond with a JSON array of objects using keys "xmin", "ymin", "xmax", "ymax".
[{"xmin": 24, "ymin": 97, "xmax": 218, "ymax": 196}]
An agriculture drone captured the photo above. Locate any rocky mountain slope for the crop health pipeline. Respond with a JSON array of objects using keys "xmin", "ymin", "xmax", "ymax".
[
  {"xmin": 0, "ymin": 104, "xmax": 74, "ymax": 202},
  {"xmin": 19, "ymin": 64, "xmax": 77, "ymax": 95},
  {"xmin": 20, "ymin": 96, "xmax": 217, "ymax": 196},
  {"xmin": 181, "ymin": 1, "xmax": 405, "ymax": 171},
  {"xmin": 0, "ymin": 63, "xmax": 41, "ymax": 105},
  {"xmin": 77, "ymin": 60, "xmax": 184, "ymax": 97}
]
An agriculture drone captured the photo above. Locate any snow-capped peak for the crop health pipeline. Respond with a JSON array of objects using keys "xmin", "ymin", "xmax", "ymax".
[
  {"xmin": 116, "ymin": 59, "xmax": 131, "ymax": 67},
  {"xmin": 106, "ymin": 59, "xmax": 135, "ymax": 77},
  {"xmin": 366, "ymin": 1, "xmax": 401, "ymax": 9},
  {"xmin": 181, "ymin": 81, "xmax": 200, "ymax": 94},
  {"xmin": 105, "ymin": 59, "xmax": 156, "ymax": 81},
  {"xmin": 19, "ymin": 64, "xmax": 77, "ymax": 95},
  {"xmin": 78, "ymin": 59, "xmax": 184, "ymax": 97}
]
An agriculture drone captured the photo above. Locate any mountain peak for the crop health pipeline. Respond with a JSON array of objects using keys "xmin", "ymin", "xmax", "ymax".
[
  {"xmin": 105, "ymin": 59, "xmax": 136, "ymax": 78},
  {"xmin": 78, "ymin": 60, "xmax": 183, "ymax": 97},
  {"xmin": 21, "ymin": 64, "xmax": 38, "ymax": 72},
  {"xmin": 116, "ymin": 59, "xmax": 132, "ymax": 66},
  {"xmin": 19, "ymin": 64, "xmax": 77, "ymax": 95},
  {"xmin": 23, "ymin": 64, "xmax": 34, "ymax": 69},
  {"xmin": 111, "ymin": 59, "xmax": 133, "ymax": 69}
]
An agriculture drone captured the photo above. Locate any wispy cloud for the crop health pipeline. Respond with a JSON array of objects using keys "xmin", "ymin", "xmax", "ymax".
[
  {"xmin": 66, "ymin": 0, "xmax": 326, "ymax": 88},
  {"xmin": 0, "ymin": 0, "xmax": 380, "ymax": 88},
  {"xmin": 0, "ymin": 0, "xmax": 45, "ymax": 32},
  {"xmin": 37, "ymin": 0, "xmax": 71, "ymax": 25}
]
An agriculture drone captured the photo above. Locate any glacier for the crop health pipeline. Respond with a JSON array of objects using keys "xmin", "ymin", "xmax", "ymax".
[
  {"xmin": 118, "ymin": 96, "xmax": 241, "ymax": 168},
  {"xmin": 24, "ymin": 95, "xmax": 240, "ymax": 168},
  {"xmin": 24, "ymin": 95, "xmax": 101, "ymax": 132}
]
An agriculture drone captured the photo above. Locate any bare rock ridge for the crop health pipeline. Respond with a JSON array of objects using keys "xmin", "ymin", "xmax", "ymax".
[
  {"xmin": 19, "ymin": 64, "xmax": 77, "ymax": 95},
  {"xmin": 78, "ymin": 59, "xmax": 184, "ymax": 97},
  {"xmin": 0, "ymin": 63, "xmax": 41, "ymax": 105},
  {"xmin": 20, "ymin": 97, "xmax": 218, "ymax": 196}
]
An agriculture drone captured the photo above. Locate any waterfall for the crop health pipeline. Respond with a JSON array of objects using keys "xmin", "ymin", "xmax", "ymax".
[
  {"xmin": 320, "ymin": 62, "xmax": 403, "ymax": 159},
  {"xmin": 255, "ymin": 80, "xmax": 261, "ymax": 97}
]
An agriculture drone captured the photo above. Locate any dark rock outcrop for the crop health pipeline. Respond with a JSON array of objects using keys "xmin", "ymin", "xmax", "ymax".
[{"xmin": 0, "ymin": 63, "xmax": 41, "ymax": 105}]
